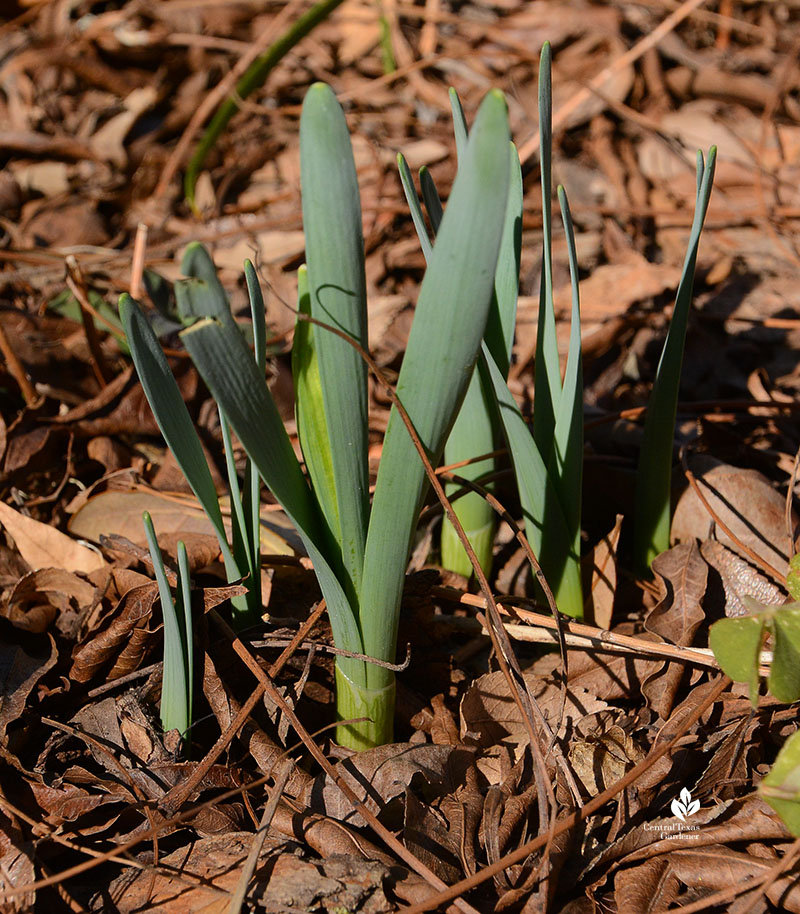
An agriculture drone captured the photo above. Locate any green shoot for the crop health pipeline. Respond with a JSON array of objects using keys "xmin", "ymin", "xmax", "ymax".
[
  {"xmin": 173, "ymin": 85, "xmax": 511, "ymax": 748},
  {"xmin": 482, "ymin": 44, "xmax": 585, "ymax": 618},
  {"xmin": 143, "ymin": 512, "xmax": 193, "ymax": 740},
  {"xmin": 634, "ymin": 147, "xmax": 717, "ymax": 570}
]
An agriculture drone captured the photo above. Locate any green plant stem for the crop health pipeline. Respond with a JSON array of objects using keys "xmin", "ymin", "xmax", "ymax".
[
  {"xmin": 334, "ymin": 660, "xmax": 395, "ymax": 750},
  {"xmin": 184, "ymin": 0, "xmax": 347, "ymax": 208}
]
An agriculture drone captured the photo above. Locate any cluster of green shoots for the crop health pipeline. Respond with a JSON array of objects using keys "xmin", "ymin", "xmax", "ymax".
[{"xmin": 121, "ymin": 44, "xmax": 716, "ymax": 751}]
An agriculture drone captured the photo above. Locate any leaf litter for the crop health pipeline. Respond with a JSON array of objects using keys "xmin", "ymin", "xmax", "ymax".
[{"xmin": 1, "ymin": 0, "xmax": 800, "ymax": 911}]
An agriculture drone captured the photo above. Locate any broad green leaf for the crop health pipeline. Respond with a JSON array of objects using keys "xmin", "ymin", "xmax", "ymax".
[
  {"xmin": 180, "ymin": 310, "xmax": 366, "ymax": 685},
  {"xmin": 292, "ymin": 266, "xmax": 339, "ymax": 557},
  {"xmin": 634, "ymin": 147, "xmax": 717, "ymax": 569},
  {"xmin": 360, "ymin": 88, "xmax": 511, "ymax": 684},
  {"xmin": 440, "ymin": 371, "xmax": 497, "ymax": 576},
  {"xmin": 300, "ymin": 83, "xmax": 369, "ymax": 597},
  {"xmin": 770, "ymin": 607, "xmax": 800, "ymax": 704},
  {"xmin": 442, "ymin": 142, "xmax": 522, "ymax": 577},
  {"xmin": 484, "ymin": 143, "xmax": 523, "ymax": 377},
  {"xmin": 533, "ymin": 41, "xmax": 561, "ymax": 464},
  {"xmin": 481, "ymin": 344, "xmax": 582, "ymax": 617},
  {"xmin": 708, "ymin": 615, "xmax": 763, "ymax": 707},
  {"xmin": 119, "ymin": 295, "xmax": 237, "ymax": 578},
  {"xmin": 243, "ymin": 260, "xmax": 266, "ymax": 580},
  {"xmin": 760, "ymin": 728, "xmax": 800, "ymax": 836}
]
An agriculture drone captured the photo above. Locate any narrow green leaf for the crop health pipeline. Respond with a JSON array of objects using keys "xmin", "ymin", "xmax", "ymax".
[
  {"xmin": 184, "ymin": 0, "xmax": 347, "ymax": 208},
  {"xmin": 119, "ymin": 294, "xmax": 237, "ymax": 578},
  {"xmin": 180, "ymin": 243, "xmax": 231, "ymax": 319},
  {"xmin": 549, "ymin": 185, "xmax": 583, "ymax": 558},
  {"xmin": 142, "ymin": 269, "xmax": 174, "ymax": 320},
  {"xmin": 440, "ymin": 373, "xmax": 497, "ymax": 576},
  {"xmin": 533, "ymin": 41, "xmax": 561, "ymax": 464},
  {"xmin": 484, "ymin": 142, "xmax": 523, "ymax": 377},
  {"xmin": 397, "ymin": 153, "xmax": 433, "ymax": 262},
  {"xmin": 788, "ymin": 554, "xmax": 800, "ymax": 602},
  {"xmin": 300, "ymin": 83, "xmax": 369, "ymax": 597},
  {"xmin": 143, "ymin": 512, "xmax": 190, "ymax": 737},
  {"xmin": 419, "ymin": 166, "xmax": 443, "ymax": 231},
  {"xmin": 360, "ymin": 89, "xmax": 511, "ymax": 683},
  {"xmin": 244, "ymin": 260, "xmax": 267, "ymax": 374},
  {"xmin": 442, "ymin": 142, "xmax": 522, "ymax": 577},
  {"xmin": 634, "ymin": 147, "xmax": 717, "ymax": 569},
  {"xmin": 292, "ymin": 265, "xmax": 339, "ymax": 554},
  {"xmin": 243, "ymin": 260, "xmax": 266, "ymax": 586},
  {"xmin": 177, "ymin": 539, "xmax": 193, "ymax": 732},
  {"xmin": 448, "ymin": 87, "xmax": 468, "ymax": 161},
  {"xmin": 218, "ymin": 407, "xmax": 257, "ymax": 621},
  {"xmin": 481, "ymin": 344, "xmax": 583, "ymax": 617}
]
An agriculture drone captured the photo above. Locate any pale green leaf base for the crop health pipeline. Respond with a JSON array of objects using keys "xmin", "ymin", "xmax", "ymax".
[
  {"xmin": 335, "ymin": 663, "xmax": 395, "ymax": 750},
  {"xmin": 440, "ymin": 511, "xmax": 495, "ymax": 579}
]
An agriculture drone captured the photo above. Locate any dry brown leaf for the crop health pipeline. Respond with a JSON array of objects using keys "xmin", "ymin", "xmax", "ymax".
[
  {"xmin": 0, "ymin": 812, "xmax": 35, "ymax": 913},
  {"xmin": 459, "ymin": 667, "xmax": 609, "ymax": 749},
  {"xmin": 641, "ymin": 542, "xmax": 707, "ymax": 719},
  {"xmin": 305, "ymin": 742, "xmax": 475, "ymax": 826},
  {"xmin": 701, "ymin": 539, "xmax": 784, "ymax": 619},
  {"xmin": 101, "ymin": 835, "xmax": 397, "ymax": 914},
  {"xmin": 672, "ymin": 455, "xmax": 796, "ymax": 581},
  {"xmin": 0, "ymin": 500, "xmax": 105, "ymax": 575},
  {"xmin": 68, "ymin": 488, "xmax": 296, "ymax": 557},
  {"xmin": 69, "ymin": 580, "xmax": 158, "ymax": 683},
  {"xmin": 583, "ymin": 513, "xmax": 623, "ymax": 628},
  {"xmin": 404, "ymin": 789, "xmax": 465, "ymax": 883},
  {"xmin": 0, "ymin": 636, "xmax": 57, "ymax": 768},
  {"xmin": 5, "ymin": 567, "xmax": 96, "ymax": 636},
  {"xmin": 89, "ymin": 86, "xmax": 157, "ymax": 165}
]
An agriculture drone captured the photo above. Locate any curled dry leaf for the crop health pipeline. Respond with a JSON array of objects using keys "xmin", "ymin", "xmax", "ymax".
[
  {"xmin": 5, "ymin": 568, "xmax": 97, "ymax": 636},
  {"xmin": 0, "ymin": 635, "xmax": 57, "ymax": 770},
  {"xmin": 70, "ymin": 580, "xmax": 158, "ymax": 683},
  {"xmin": 641, "ymin": 542, "xmax": 708, "ymax": 720},
  {"xmin": 583, "ymin": 512, "xmax": 623, "ymax": 628},
  {"xmin": 569, "ymin": 714, "xmax": 646, "ymax": 797}
]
